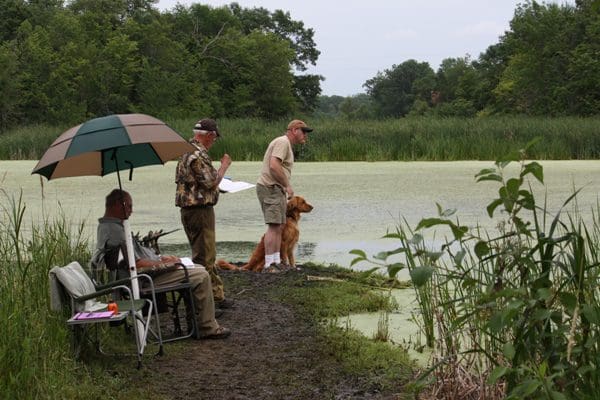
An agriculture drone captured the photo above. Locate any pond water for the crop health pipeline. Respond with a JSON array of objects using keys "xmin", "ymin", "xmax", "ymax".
[
  {"xmin": 2, "ymin": 160, "xmax": 599, "ymax": 360},
  {"xmin": 3, "ymin": 160, "xmax": 599, "ymax": 274}
]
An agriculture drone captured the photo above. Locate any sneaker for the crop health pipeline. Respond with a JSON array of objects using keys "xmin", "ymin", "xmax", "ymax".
[
  {"xmin": 215, "ymin": 298, "xmax": 235, "ymax": 309},
  {"xmin": 198, "ymin": 326, "xmax": 231, "ymax": 340}
]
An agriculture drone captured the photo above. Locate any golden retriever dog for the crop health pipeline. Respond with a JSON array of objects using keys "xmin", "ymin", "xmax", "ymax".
[{"xmin": 217, "ymin": 196, "xmax": 313, "ymax": 272}]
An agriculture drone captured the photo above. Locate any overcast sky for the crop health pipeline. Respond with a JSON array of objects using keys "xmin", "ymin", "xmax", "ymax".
[{"xmin": 156, "ymin": 0, "xmax": 571, "ymax": 96}]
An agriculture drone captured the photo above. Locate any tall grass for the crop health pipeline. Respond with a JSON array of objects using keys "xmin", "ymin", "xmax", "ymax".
[
  {"xmin": 1, "ymin": 116, "xmax": 599, "ymax": 161},
  {"xmin": 0, "ymin": 189, "xmax": 159, "ymax": 399},
  {"xmin": 0, "ymin": 189, "xmax": 91, "ymax": 398},
  {"xmin": 352, "ymin": 143, "xmax": 600, "ymax": 399}
]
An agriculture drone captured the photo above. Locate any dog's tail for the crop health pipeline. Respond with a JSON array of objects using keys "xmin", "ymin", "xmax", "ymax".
[{"xmin": 216, "ymin": 259, "xmax": 241, "ymax": 271}]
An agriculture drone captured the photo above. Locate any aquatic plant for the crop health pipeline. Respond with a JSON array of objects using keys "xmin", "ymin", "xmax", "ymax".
[{"xmin": 352, "ymin": 140, "xmax": 600, "ymax": 398}]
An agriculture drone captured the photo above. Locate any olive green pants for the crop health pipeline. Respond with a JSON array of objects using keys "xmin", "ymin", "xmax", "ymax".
[{"xmin": 180, "ymin": 206, "xmax": 225, "ymax": 301}]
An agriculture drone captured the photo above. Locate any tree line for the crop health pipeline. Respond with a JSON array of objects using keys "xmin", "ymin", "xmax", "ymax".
[
  {"xmin": 0, "ymin": 0, "xmax": 322, "ymax": 129},
  {"xmin": 317, "ymin": 0, "xmax": 600, "ymax": 119},
  {"xmin": 0, "ymin": 1, "xmax": 598, "ymax": 132}
]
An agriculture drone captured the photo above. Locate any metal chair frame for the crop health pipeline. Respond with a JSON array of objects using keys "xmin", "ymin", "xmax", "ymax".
[{"xmin": 53, "ymin": 262, "xmax": 163, "ymax": 368}]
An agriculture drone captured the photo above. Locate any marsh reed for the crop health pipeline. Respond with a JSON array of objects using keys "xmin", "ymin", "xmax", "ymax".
[{"xmin": 1, "ymin": 116, "xmax": 599, "ymax": 161}]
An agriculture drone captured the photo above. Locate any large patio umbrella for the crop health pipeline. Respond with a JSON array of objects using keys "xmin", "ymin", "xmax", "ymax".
[{"xmin": 32, "ymin": 114, "xmax": 194, "ymax": 300}]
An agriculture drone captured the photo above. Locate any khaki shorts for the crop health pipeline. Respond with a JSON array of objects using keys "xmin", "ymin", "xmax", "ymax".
[{"xmin": 256, "ymin": 184, "xmax": 286, "ymax": 224}]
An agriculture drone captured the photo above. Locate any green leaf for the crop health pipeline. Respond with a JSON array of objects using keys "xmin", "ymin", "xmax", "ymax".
[
  {"xmin": 582, "ymin": 305, "xmax": 600, "ymax": 325},
  {"xmin": 503, "ymin": 343, "xmax": 515, "ymax": 360},
  {"xmin": 549, "ymin": 391, "xmax": 567, "ymax": 400},
  {"xmin": 506, "ymin": 178, "xmax": 522, "ymax": 198},
  {"xmin": 486, "ymin": 198, "xmax": 503, "ymax": 217},
  {"xmin": 409, "ymin": 266, "xmax": 434, "ymax": 287},
  {"xmin": 488, "ymin": 312, "xmax": 504, "ymax": 333},
  {"xmin": 386, "ymin": 263, "xmax": 405, "ymax": 278},
  {"xmin": 499, "ymin": 186, "xmax": 514, "ymax": 213},
  {"xmin": 536, "ymin": 288, "xmax": 552, "ymax": 301},
  {"xmin": 475, "ymin": 168, "xmax": 497, "ymax": 177},
  {"xmin": 474, "ymin": 241, "xmax": 490, "ymax": 258},
  {"xmin": 487, "ymin": 366, "xmax": 509, "ymax": 384},
  {"xmin": 517, "ymin": 190, "xmax": 535, "ymax": 210},
  {"xmin": 349, "ymin": 249, "xmax": 367, "ymax": 258},
  {"xmin": 511, "ymin": 379, "xmax": 541, "ymax": 397},
  {"xmin": 559, "ymin": 292, "xmax": 577, "ymax": 312},
  {"xmin": 415, "ymin": 218, "xmax": 445, "ymax": 231},
  {"xmin": 513, "ymin": 216, "xmax": 531, "ymax": 236},
  {"xmin": 382, "ymin": 232, "xmax": 402, "ymax": 239},
  {"xmin": 532, "ymin": 309, "xmax": 552, "ymax": 321},
  {"xmin": 349, "ymin": 249, "xmax": 368, "ymax": 267},
  {"xmin": 450, "ymin": 224, "xmax": 468, "ymax": 240},
  {"xmin": 476, "ymin": 174, "xmax": 503, "ymax": 183},
  {"xmin": 349, "ymin": 258, "xmax": 364, "ymax": 267},
  {"xmin": 522, "ymin": 161, "xmax": 544, "ymax": 184}
]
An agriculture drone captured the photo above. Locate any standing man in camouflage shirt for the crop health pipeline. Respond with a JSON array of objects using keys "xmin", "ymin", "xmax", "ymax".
[{"xmin": 175, "ymin": 118, "xmax": 232, "ymax": 307}]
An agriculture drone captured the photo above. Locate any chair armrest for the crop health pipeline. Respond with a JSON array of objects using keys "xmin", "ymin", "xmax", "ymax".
[
  {"xmin": 73, "ymin": 284, "xmax": 131, "ymax": 303},
  {"xmin": 174, "ymin": 262, "xmax": 190, "ymax": 281}
]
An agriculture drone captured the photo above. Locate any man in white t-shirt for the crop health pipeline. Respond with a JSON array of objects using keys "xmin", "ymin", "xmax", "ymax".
[{"xmin": 256, "ymin": 119, "xmax": 313, "ymax": 272}]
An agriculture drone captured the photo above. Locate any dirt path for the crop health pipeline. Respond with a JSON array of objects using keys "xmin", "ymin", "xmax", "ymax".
[{"xmin": 141, "ymin": 268, "xmax": 405, "ymax": 400}]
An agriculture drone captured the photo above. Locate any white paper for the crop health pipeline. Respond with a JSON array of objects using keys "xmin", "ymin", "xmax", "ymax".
[
  {"xmin": 219, "ymin": 178, "xmax": 255, "ymax": 193},
  {"xmin": 179, "ymin": 257, "xmax": 195, "ymax": 267}
]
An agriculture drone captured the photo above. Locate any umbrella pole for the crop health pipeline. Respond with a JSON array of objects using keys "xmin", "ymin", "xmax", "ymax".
[
  {"xmin": 124, "ymin": 218, "xmax": 145, "ymax": 352},
  {"xmin": 113, "ymin": 150, "xmax": 144, "ymax": 348},
  {"xmin": 123, "ymin": 219, "xmax": 140, "ymax": 299}
]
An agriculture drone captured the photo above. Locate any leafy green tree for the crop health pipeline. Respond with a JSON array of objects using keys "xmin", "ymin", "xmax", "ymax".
[
  {"xmin": 493, "ymin": 2, "xmax": 578, "ymax": 115},
  {"xmin": 0, "ymin": 44, "xmax": 21, "ymax": 129},
  {"xmin": 202, "ymin": 30, "xmax": 296, "ymax": 118},
  {"xmin": 0, "ymin": 0, "xmax": 31, "ymax": 42},
  {"xmin": 565, "ymin": 0, "xmax": 600, "ymax": 115},
  {"xmin": 364, "ymin": 59, "xmax": 435, "ymax": 117},
  {"xmin": 229, "ymin": 3, "xmax": 322, "ymax": 110},
  {"xmin": 435, "ymin": 56, "xmax": 472, "ymax": 103},
  {"xmin": 339, "ymin": 94, "xmax": 375, "ymax": 119},
  {"xmin": 293, "ymin": 74, "xmax": 322, "ymax": 112},
  {"xmin": 315, "ymin": 95, "xmax": 346, "ymax": 116},
  {"xmin": 468, "ymin": 42, "xmax": 510, "ymax": 114},
  {"xmin": 13, "ymin": 21, "xmax": 54, "ymax": 123}
]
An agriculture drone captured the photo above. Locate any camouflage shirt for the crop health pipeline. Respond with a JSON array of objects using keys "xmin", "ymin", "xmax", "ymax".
[{"xmin": 175, "ymin": 139, "xmax": 220, "ymax": 208}]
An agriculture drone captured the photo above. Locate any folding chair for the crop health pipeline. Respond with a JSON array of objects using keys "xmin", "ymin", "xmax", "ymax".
[
  {"xmin": 92, "ymin": 239, "xmax": 198, "ymax": 342},
  {"xmin": 49, "ymin": 261, "xmax": 163, "ymax": 368}
]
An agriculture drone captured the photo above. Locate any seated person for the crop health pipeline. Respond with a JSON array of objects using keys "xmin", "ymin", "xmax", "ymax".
[{"xmin": 95, "ymin": 188, "xmax": 230, "ymax": 340}]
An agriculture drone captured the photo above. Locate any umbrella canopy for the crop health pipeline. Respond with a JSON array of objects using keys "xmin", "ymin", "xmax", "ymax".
[{"xmin": 32, "ymin": 113, "xmax": 194, "ymax": 181}]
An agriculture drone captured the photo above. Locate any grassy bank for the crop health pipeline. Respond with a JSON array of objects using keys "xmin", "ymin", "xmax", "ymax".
[
  {"xmin": 0, "ymin": 189, "xmax": 415, "ymax": 398},
  {"xmin": 1, "ymin": 116, "xmax": 599, "ymax": 161}
]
